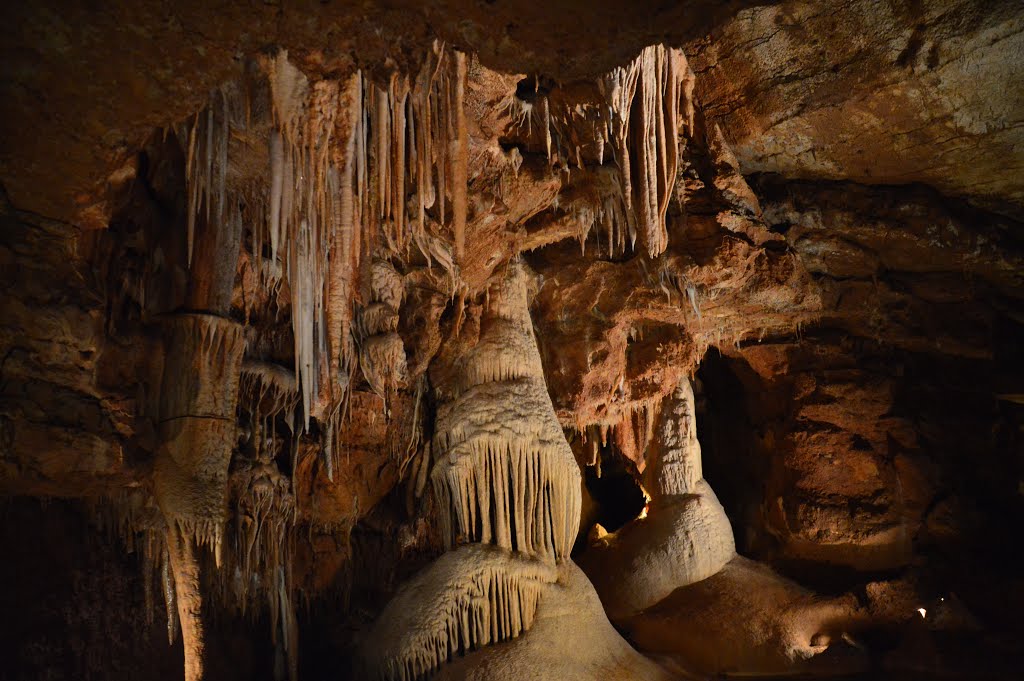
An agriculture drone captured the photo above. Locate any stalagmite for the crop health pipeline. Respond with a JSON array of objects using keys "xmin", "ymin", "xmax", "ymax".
[
  {"xmin": 431, "ymin": 263, "xmax": 581, "ymax": 560},
  {"xmin": 642, "ymin": 378, "xmax": 702, "ymax": 498},
  {"xmin": 578, "ymin": 378, "xmax": 735, "ymax": 619},
  {"xmin": 581, "ymin": 379, "xmax": 867, "ymax": 676},
  {"xmin": 365, "ymin": 263, "xmax": 669, "ymax": 681},
  {"xmin": 362, "ymin": 545, "xmax": 558, "ymax": 681}
]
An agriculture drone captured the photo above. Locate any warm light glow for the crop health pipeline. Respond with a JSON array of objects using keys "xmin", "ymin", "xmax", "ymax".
[
  {"xmin": 917, "ymin": 607, "xmax": 927, "ymax": 618},
  {"xmin": 637, "ymin": 485, "xmax": 652, "ymax": 519}
]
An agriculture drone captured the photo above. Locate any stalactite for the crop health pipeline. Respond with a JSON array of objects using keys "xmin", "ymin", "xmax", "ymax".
[
  {"xmin": 269, "ymin": 129, "xmax": 285, "ymax": 260},
  {"xmin": 290, "ymin": 219, "xmax": 317, "ymax": 427},
  {"xmin": 603, "ymin": 396, "xmax": 664, "ymax": 468},
  {"xmin": 269, "ymin": 51, "xmax": 309, "ymax": 147},
  {"xmin": 452, "ymin": 51, "xmax": 469, "ymax": 263},
  {"xmin": 362, "ymin": 545, "xmax": 558, "ymax": 681},
  {"xmin": 598, "ymin": 44, "xmax": 689, "ymax": 258},
  {"xmin": 320, "ymin": 73, "xmax": 363, "ymax": 431},
  {"xmin": 186, "ymin": 112, "xmax": 199, "ymax": 265}
]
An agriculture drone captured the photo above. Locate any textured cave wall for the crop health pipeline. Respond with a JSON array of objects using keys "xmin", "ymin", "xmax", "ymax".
[
  {"xmin": 692, "ymin": 178, "xmax": 1024, "ymax": 675},
  {"xmin": 691, "ymin": 172, "xmax": 1024, "ymax": 570},
  {"xmin": 687, "ymin": 0, "xmax": 1024, "ymax": 219},
  {"xmin": 702, "ymin": 340, "xmax": 1024, "ymax": 574}
]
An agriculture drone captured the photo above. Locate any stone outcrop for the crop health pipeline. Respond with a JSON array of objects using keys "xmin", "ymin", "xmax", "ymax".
[{"xmin": 687, "ymin": 0, "xmax": 1024, "ymax": 219}]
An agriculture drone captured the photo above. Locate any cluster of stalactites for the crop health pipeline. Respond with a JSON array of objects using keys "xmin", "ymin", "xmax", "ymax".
[
  {"xmin": 432, "ymin": 433, "xmax": 582, "ymax": 561},
  {"xmin": 432, "ymin": 264, "xmax": 582, "ymax": 562},
  {"xmin": 600, "ymin": 44, "xmax": 690, "ymax": 259},
  {"xmin": 575, "ymin": 395, "xmax": 665, "ymax": 474},
  {"xmin": 265, "ymin": 56, "xmax": 353, "ymax": 431},
  {"xmin": 503, "ymin": 45, "xmax": 692, "ymax": 258},
  {"xmin": 181, "ymin": 43, "xmax": 470, "ymax": 432},
  {"xmin": 287, "ymin": 43, "xmax": 467, "ymax": 430},
  {"xmin": 239, "ymin": 360, "xmax": 300, "ymax": 448},
  {"xmin": 363, "ymin": 544, "xmax": 557, "ymax": 681},
  {"xmin": 224, "ymin": 456, "xmax": 298, "ymax": 681},
  {"xmin": 568, "ymin": 183, "xmax": 634, "ymax": 258},
  {"xmin": 183, "ymin": 83, "xmax": 235, "ymax": 268}
]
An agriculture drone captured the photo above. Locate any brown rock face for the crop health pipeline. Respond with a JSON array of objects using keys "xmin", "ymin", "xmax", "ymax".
[
  {"xmin": 2, "ymin": 2, "xmax": 1024, "ymax": 680},
  {"xmin": 688, "ymin": 0, "xmax": 1024, "ymax": 218}
]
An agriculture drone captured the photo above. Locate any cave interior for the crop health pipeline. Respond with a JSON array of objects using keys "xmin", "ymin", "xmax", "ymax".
[{"xmin": 1, "ymin": 1, "xmax": 1023, "ymax": 680}]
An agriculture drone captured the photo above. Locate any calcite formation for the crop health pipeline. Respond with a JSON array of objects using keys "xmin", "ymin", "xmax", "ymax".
[
  {"xmin": 2, "ymin": 2, "xmax": 1023, "ymax": 680},
  {"xmin": 432, "ymin": 560, "xmax": 675, "ymax": 681},
  {"xmin": 621, "ymin": 556, "xmax": 867, "ymax": 677},
  {"xmin": 365, "ymin": 264, "xmax": 664, "ymax": 681},
  {"xmin": 431, "ymin": 264, "xmax": 581, "ymax": 561},
  {"xmin": 362, "ymin": 544, "xmax": 558, "ymax": 681}
]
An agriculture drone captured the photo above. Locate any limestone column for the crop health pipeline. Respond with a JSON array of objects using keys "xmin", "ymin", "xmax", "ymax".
[{"xmin": 154, "ymin": 202, "xmax": 244, "ymax": 681}]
